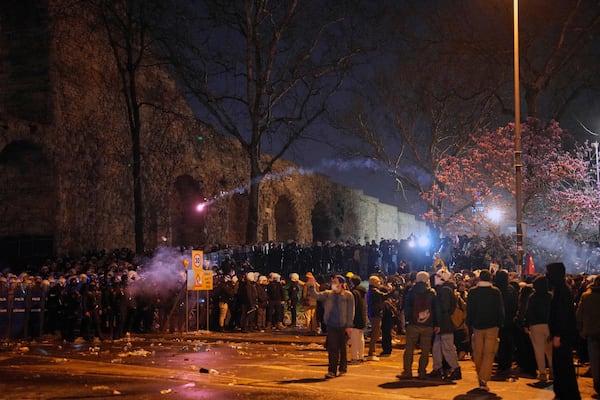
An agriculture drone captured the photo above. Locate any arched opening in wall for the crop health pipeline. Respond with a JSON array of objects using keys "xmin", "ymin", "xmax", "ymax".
[
  {"xmin": 311, "ymin": 201, "xmax": 334, "ymax": 242},
  {"xmin": 274, "ymin": 195, "xmax": 297, "ymax": 242},
  {"xmin": 0, "ymin": 140, "xmax": 57, "ymax": 270},
  {"xmin": 170, "ymin": 175, "xmax": 207, "ymax": 248},
  {"xmin": 228, "ymin": 193, "xmax": 248, "ymax": 244}
]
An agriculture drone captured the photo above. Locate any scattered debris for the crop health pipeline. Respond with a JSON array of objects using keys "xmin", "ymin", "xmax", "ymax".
[
  {"xmin": 199, "ymin": 368, "xmax": 218, "ymax": 374},
  {"xmin": 117, "ymin": 349, "xmax": 151, "ymax": 358}
]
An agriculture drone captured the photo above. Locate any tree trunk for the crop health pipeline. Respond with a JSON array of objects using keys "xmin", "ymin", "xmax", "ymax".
[
  {"xmin": 245, "ymin": 156, "xmax": 261, "ymax": 244},
  {"xmin": 132, "ymin": 123, "xmax": 144, "ymax": 254}
]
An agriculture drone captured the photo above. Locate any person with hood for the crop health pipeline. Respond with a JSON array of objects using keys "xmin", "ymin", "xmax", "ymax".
[
  {"xmin": 349, "ymin": 275, "xmax": 367, "ymax": 363},
  {"xmin": 524, "ymin": 275, "xmax": 553, "ymax": 382},
  {"xmin": 493, "ymin": 269, "xmax": 518, "ymax": 377},
  {"xmin": 577, "ymin": 275, "xmax": 600, "ymax": 396},
  {"xmin": 546, "ymin": 262, "xmax": 581, "ymax": 400},
  {"xmin": 399, "ymin": 271, "xmax": 440, "ymax": 379},
  {"xmin": 466, "ymin": 269, "xmax": 504, "ymax": 392},
  {"xmin": 306, "ymin": 272, "xmax": 354, "ymax": 379}
]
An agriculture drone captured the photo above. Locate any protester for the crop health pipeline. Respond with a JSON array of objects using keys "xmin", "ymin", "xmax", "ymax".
[
  {"xmin": 524, "ymin": 275, "xmax": 553, "ymax": 382},
  {"xmin": 348, "ymin": 275, "xmax": 368, "ymax": 363},
  {"xmin": 494, "ymin": 269, "xmax": 518, "ymax": 378},
  {"xmin": 430, "ymin": 268, "xmax": 461, "ymax": 380},
  {"xmin": 306, "ymin": 272, "xmax": 354, "ymax": 379},
  {"xmin": 399, "ymin": 271, "xmax": 439, "ymax": 379},
  {"xmin": 547, "ymin": 262, "xmax": 581, "ymax": 400},
  {"xmin": 366, "ymin": 275, "xmax": 391, "ymax": 361},
  {"xmin": 466, "ymin": 269, "xmax": 504, "ymax": 392},
  {"xmin": 577, "ymin": 274, "xmax": 600, "ymax": 397}
]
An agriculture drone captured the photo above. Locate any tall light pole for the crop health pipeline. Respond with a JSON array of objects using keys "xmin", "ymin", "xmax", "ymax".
[
  {"xmin": 513, "ymin": 0, "xmax": 524, "ymax": 275},
  {"xmin": 593, "ymin": 141, "xmax": 599, "ymax": 188}
]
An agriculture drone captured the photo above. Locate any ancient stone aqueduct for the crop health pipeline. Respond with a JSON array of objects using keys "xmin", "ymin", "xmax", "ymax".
[{"xmin": 0, "ymin": 1, "xmax": 426, "ymax": 265}]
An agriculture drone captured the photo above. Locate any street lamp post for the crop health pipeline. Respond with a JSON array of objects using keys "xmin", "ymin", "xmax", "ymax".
[
  {"xmin": 593, "ymin": 141, "xmax": 599, "ymax": 187},
  {"xmin": 513, "ymin": 0, "xmax": 524, "ymax": 275}
]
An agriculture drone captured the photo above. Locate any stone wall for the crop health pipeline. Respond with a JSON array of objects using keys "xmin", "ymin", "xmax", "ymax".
[{"xmin": 0, "ymin": 0, "xmax": 427, "ymax": 263}]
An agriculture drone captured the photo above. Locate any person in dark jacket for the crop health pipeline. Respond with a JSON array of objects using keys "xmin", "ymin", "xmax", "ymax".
[
  {"xmin": 466, "ymin": 269, "xmax": 504, "ymax": 392},
  {"xmin": 493, "ymin": 269, "xmax": 518, "ymax": 377},
  {"xmin": 238, "ymin": 272, "xmax": 259, "ymax": 333},
  {"xmin": 576, "ymin": 275, "xmax": 600, "ymax": 396},
  {"xmin": 266, "ymin": 273, "xmax": 285, "ymax": 330},
  {"xmin": 524, "ymin": 275, "xmax": 553, "ymax": 382},
  {"xmin": 400, "ymin": 271, "xmax": 440, "ymax": 379},
  {"xmin": 366, "ymin": 275, "xmax": 392, "ymax": 361},
  {"xmin": 430, "ymin": 269, "xmax": 461, "ymax": 380},
  {"xmin": 349, "ymin": 275, "xmax": 367, "ymax": 362},
  {"xmin": 546, "ymin": 262, "xmax": 581, "ymax": 400}
]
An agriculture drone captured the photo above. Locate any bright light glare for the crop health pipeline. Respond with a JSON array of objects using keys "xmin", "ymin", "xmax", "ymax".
[
  {"xmin": 487, "ymin": 208, "xmax": 502, "ymax": 223},
  {"xmin": 418, "ymin": 236, "xmax": 430, "ymax": 248},
  {"xmin": 196, "ymin": 203, "xmax": 207, "ymax": 212},
  {"xmin": 408, "ymin": 239, "xmax": 416, "ymax": 248}
]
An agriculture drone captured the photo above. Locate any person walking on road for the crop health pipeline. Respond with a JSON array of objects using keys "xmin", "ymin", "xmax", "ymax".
[
  {"xmin": 546, "ymin": 262, "xmax": 581, "ymax": 400},
  {"xmin": 306, "ymin": 272, "xmax": 354, "ymax": 379},
  {"xmin": 466, "ymin": 269, "xmax": 504, "ymax": 392}
]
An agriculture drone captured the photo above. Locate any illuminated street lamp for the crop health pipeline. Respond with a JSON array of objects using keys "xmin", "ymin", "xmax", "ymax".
[
  {"xmin": 487, "ymin": 208, "xmax": 503, "ymax": 224},
  {"xmin": 513, "ymin": 0, "xmax": 524, "ymax": 274}
]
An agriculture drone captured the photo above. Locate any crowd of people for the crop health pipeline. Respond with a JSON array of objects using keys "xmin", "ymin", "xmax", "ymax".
[{"xmin": 0, "ymin": 242, "xmax": 599, "ymax": 399}]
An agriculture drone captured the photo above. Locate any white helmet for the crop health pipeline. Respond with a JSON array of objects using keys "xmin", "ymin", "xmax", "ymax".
[{"xmin": 434, "ymin": 269, "xmax": 452, "ymax": 287}]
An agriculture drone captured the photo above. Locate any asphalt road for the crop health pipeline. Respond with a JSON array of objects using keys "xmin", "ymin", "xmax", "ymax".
[{"xmin": 0, "ymin": 330, "xmax": 595, "ymax": 400}]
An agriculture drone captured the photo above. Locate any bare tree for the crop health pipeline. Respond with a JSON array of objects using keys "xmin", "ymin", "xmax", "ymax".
[
  {"xmin": 162, "ymin": 0, "xmax": 380, "ymax": 243},
  {"xmin": 56, "ymin": 0, "xmax": 186, "ymax": 253},
  {"xmin": 340, "ymin": 0, "xmax": 600, "ymax": 235}
]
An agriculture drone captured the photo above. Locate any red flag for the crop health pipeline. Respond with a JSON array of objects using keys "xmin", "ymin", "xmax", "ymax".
[{"xmin": 525, "ymin": 253, "xmax": 535, "ymax": 275}]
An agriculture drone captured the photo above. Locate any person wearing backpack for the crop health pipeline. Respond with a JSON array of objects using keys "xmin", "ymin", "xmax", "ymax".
[
  {"xmin": 429, "ymin": 268, "xmax": 462, "ymax": 380},
  {"xmin": 398, "ymin": 271, "xmax": 440, "ymax": 379},
  {"xmin": 466, "ymin": 269, "xmax": 505, "ymax": 392}
]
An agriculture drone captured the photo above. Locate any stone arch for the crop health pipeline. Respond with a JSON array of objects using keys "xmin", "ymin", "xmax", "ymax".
[
  {"xmin": 170, "ymin": 174, "xmax": 207, "ymax": 247},
  {"xmin": 0, "ymin": 140, "xmax": 57, "ymax": 268},
  {"xmin": 228, "ymin": 193, "xmax": 248, "ymax": 244},
  {"xmin": 311, "ymin": 201, "xmax": 334, "ymax": 242},
  {"xmin": 274, "ymin": 195, "xmax": 298, "ymax": 242}
]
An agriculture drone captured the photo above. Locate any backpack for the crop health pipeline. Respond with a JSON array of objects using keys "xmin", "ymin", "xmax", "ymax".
[
  {"xmin": 411, "ymin": 291, "xmax": 432, "ymax": 325},
  {"xmin": 451, "ymin": 293, "xmax": 467, "ymax": 330}
]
